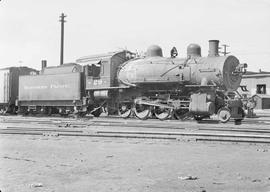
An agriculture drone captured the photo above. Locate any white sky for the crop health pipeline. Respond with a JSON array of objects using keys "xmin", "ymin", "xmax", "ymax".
[{"xmin": 0, "ymin": 0, "xmax": 270, "ymax": 71}]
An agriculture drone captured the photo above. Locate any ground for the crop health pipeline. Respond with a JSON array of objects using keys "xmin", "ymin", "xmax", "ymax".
[{"xmin": 0, "ymin": 132, "xmax": 270, "ymax": 192}]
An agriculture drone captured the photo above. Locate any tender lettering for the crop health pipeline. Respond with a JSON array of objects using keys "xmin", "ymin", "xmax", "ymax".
[
  {"xmin": 24, "ymin": 84, "xmax": 71, "ymax": 90},
  {"xmin": 24, "ymin": 85, "xmax": 48, "ymax": 90},
  {"xmin": 50, "ymin": 84, "xmax": 70, "ymax": 89}
]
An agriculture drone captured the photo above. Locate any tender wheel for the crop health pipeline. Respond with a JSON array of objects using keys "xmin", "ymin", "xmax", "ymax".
[
  {"xmin": 218, "ymin": 107, "xmax": 231, "ymax": 123},
  {"xmin": 118, "ymin": 103, "xmax": 132, "ymax": 118},
  {"xmin": 7, "ymin": 104, "xmax": 17, "ymax": 114},
  {"xmin": 17, "ymin": 106, "xmax": 28, "ymax": 115},
  {"xmin": 134, "ymin": 103, "xmax": 151, "ymax": 120},
  {"xmin": 48, "ymin": 107, "xmax": 52, "ymax": 116},
  {"xmin": 154, "ymin": 106, "xmax": 172, "ymax": 120}
]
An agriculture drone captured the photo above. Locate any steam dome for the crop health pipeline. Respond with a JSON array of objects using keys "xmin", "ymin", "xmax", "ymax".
[
  {"xmin": 146, "ymin": 45, "xmax": 163, "ymax": 57},
  {"xmin": 187, "ymin": 44, "xmax": 201, "ymax": 58}
]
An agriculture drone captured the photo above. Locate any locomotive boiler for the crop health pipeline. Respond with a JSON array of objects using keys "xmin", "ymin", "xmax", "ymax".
[{"xmin": 117, "ymin": 40, "xmax": 247, "ymax": 122}]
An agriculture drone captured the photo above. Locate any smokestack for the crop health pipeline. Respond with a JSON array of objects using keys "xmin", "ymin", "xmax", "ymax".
[
  {"xmin": 208, "ymin": 40, "xmax": 219, "ymax": 57},
  {"xmin": 41, "ymin": 60, "xmax": 47, "ymax": 70}
]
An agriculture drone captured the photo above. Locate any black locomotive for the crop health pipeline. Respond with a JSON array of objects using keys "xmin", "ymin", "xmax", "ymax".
[{"xmin": 6, "ymin": 40, "xmax": 247, "ymax": 123}]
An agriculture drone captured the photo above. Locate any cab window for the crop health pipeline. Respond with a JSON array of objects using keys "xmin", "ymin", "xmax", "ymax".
[{"xmin": 88, "ymin": 61, "xmax": 101, "ymax": 78}]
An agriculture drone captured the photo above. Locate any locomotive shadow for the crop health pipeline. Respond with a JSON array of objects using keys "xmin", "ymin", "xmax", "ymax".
[{"xmin": 196, "ymin": 119, "xmax": 220, "ymax": 124}]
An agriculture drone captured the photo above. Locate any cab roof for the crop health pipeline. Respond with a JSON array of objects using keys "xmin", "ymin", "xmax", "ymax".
[{"xmin": 76, "ymin": 50, "xmax": 133, "ymax": 65}]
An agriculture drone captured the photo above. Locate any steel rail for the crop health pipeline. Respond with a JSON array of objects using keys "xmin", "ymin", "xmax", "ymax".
[
  {"xmin": 1, "ymin": 128, "xmax": 270, "ymax": 144},
  {"xmin": 5, "ymin": 127, "xmax": 83, "ymax": 133},
  {"xmin": 88, "ymin": 122, "xmax": 270, "ymax": 132},
  {"xmin": 96, "ymin": 130, "xmax": 270, "ymax": 139},
  {"xmin": 0, "ymin": 130, "xmax": 176, "ymax": 140},
  {"xmin": 3, "ymin": 125, "xmax": 270, "ymax": 135},
  {"xmin": 2, "ymin": 121, "xmax": 270, "ymax": 134}
]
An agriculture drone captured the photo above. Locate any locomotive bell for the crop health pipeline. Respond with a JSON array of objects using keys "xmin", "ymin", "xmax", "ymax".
[
  {"xmin": 146, "ymin": 45, "xmax": 163, "ymax": 57},
  {"xmin": 187, "ymin": 44, "xmax": 201, "ymax": 58}
]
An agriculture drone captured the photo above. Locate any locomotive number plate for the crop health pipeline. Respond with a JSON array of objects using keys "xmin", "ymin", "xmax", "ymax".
[{"xmin": 93, "ymin": 79, "xmax": 103, "ymax": 86}]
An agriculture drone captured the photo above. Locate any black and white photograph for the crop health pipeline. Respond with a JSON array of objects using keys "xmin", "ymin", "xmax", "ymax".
[{"xmin": 0, "ymin": 0, "xmax": 270, "ymax": 191}]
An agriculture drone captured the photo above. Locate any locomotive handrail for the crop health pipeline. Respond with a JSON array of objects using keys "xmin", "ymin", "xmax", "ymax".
[
  {"xmin": 86, "ymin": 86, "xmax": 131, "ymax": 90},
  {"xmin": 160, "ymin": 57, "xmax": 190, "ymax": 77},
  {"xmin": 185, "ymin": 85, "xmax": 217, "ymax": 88},
  {"xmin": 118, "ymin": 79, "xmax": 136, "ymax": 87}
]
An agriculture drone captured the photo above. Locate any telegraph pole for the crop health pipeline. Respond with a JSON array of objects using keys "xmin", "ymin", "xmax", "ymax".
[
  {"xmin": 59, "ymin": 13, "xmax": 67, "ymax": 65},
  {"xmin": 220, "ymin": 44, "xmax": 230, "ymax": 56}
]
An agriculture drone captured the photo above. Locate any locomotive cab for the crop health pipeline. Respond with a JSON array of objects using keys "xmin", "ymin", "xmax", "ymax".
[
  {"xmin": 77, "ymin": 51, "xmax": 133, "ymax": 90},
  {"xmin": 76, "ymin": 51, "xmax": 134, "ymax": 116}
]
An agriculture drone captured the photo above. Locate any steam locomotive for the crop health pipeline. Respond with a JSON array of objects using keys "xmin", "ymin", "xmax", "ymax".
[
  {"xmin": 13, "ymin": 40, "xmax": 247, "ymax": 122},
  {"xmin": 117, "ymin": 40, "xmax": 247, "ymax": 122}
]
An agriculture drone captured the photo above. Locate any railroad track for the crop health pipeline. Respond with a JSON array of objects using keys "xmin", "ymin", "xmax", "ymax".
[
  {"xmin": 1, "ymin": 116, "xmax": 270, "ymax": 144},
  {"xmin": 2, "ymin": 116, "xmax": 270, "ymax": 130},
  {"xmin": 1, "ymin": 125, "xmax": 270, "ymax": 144},
  {"xmin": 2, "ymin": 120, "xmax": 270, "ymax": 134},
  {"xmin": 2, "ymin": 115, "xmax": 270, "ymax": 126}
]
